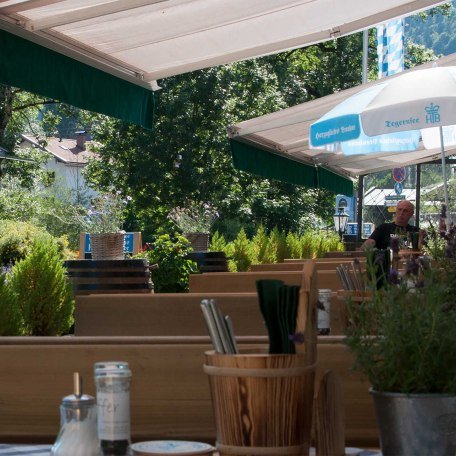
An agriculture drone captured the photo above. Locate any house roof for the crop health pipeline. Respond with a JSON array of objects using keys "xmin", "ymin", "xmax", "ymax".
[{"xmin": 20, "ymin": 134, "xmax": 97, "ymax": 165}]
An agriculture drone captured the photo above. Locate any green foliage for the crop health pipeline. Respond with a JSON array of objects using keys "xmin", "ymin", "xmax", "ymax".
[
  {"xmin": 269, "ymin": 227, "xmax": 289, "ymax": 263},
  {"xmin": 231, "ymin": 228, "xmax": 256, "ymax": 272},
  {"xmin": 76, "ymin": 191, "xmax": 130, "ymax": 234},
  {"xmin": 345, "ymin": 251, "xmax": 456, "ymax": 394},
  {"xmin": 0, "ymin": 270, "xmax": 23, "ymax": 335},
  {"xmin": 209, "ymin": 230, "xmax": 227, "ymax": 252},
  {"xmin": 422, "ymin": 226, "xmax": 448, "ymax": 260},
  {"xmin": 8, "ymin": 238, "xmax": 74, "ymax": 336},
  {"xmin": 0, "ymin": 176, "xmax": 90, "ymax": 250},
  {"xmin": 252, "ymin": 225, "xmax": 276, "ymax": 264},
  {"xmin": 209, "ymin": 232, "xmax": 237, "ymax": 271},
  {"xmin": 286, "ymin": 232, "xmax": 303, "ymax": 259},
  {"xmin": 168, "ymin": 204, "xmax": 218, "ymax": 233},
  {"xmin": 0, "ymin": 219, "xmax": 72, "ymax": 265},
  {"xmin": 211, "ymin": 226, "xmax": 343, "ymax": 271},
  {"xmin": 134, "ymin": 234, "xmax": 197, "ymax": 292},
  {"xmin": 406, "ymin": 2, "xmax": 456, "ymax": 57}
]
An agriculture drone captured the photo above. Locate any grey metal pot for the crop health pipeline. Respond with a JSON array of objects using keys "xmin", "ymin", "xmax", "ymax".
[{"xmin": 370, "ymin": 388, "xmax": 456, "ymax": 456}]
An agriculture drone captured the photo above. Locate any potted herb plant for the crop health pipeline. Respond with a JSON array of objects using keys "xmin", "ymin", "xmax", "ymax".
[
  {"xmin": 168, "ymin": 203, "xmax": 218, "ymax": 251},
  {"xmin": 80, "ymin": 191, "xmax": 131, "ymax": 260},
  {"xmin": 345, "ymin": 217, "xmax": 456, "ymax": 455}
]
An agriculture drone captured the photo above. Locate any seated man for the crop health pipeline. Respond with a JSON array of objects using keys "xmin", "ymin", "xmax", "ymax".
[{"xmin": 362, "ymin": 200, "xmax": 419, "ymax": 250}]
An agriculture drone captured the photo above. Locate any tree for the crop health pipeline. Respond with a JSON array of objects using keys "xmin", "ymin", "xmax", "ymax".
[
  {"xmin": 84, "ymin": 39, "xmax": 369, "ymax": 239},
  {"xmin": 0, "ymin": 10, "xmax": 449, "ymax": 242}
]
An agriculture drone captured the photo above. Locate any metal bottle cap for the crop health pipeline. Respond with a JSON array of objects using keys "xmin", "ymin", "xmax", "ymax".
[{"xmin": 94, "ymin": 361, "xmax": 130, "ymax": 371}]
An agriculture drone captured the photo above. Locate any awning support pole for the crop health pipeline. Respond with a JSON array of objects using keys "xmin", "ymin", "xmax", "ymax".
[
  {"xmin": 415, "ymin": 163, "xmax": 421, "ymax": 228},
  {"xmin": 356, "ymin": 175, "xmax": 364, "ymax": 243},
  {"xmin": 439, "ymin": 126, "xmax": 450, "ymax": 221}
]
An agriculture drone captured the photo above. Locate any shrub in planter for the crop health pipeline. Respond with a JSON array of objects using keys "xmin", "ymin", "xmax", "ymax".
[
  {"xmin": 0, "ymin": 268, "xmax": 23, "ymax": 335},
  {"xmin": 345, "ymin": 237, "xmax": 456, "ymax": 455},
  {"xmin": 135, "ymin": 234, "xmax": 197, "ymax": 292},
  {"xmin": 0, "ymin": 219, "xmax": 73, "ymax": 265},
  {"xmin": 252, "ymin": 225, "xmax": 276, "ymax": 264},
  {"xmin": 269, "ymin": 227, "xmax": 290, "ymax": 262},
  {"xmin": 286, "ymin": 232, "xmax": 302, "ymax": 259},
  {"xmin": 8, "ymin": 238, "xmax": 74, "ymax": 336},
  {"xmin": 231, "ymin": 228, "xmax": 256, "ymax": 272},
  {"xmin": 209, "ymin": 231, "xmax": 236, "ymax": 272}
]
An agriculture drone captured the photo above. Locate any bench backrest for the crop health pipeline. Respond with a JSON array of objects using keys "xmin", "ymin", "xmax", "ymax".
[
  {"xmin": 75, "ymin": 292, "xmax": 266, "ymax": 337},
  {"xmin": 0, "ymin": 336, "xmax": 377, "ymax": 446},
  {"xmin": 189, "ymin": 270, "xmax": 341, "ymax": 293}
]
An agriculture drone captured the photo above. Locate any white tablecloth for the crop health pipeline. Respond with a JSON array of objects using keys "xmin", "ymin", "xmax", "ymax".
[{"xmin": 0, "ymin": 445, "xmax": 51, "ymax": 456}]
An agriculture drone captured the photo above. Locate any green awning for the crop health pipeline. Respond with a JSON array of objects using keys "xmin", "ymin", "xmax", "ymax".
[
  {"xmin": 230, "ymin": 139, "xmax": 354, "ymax": 195},
  {"xmin": 0, "ymin": 30, "xmax": 154, "ymax": 129}
]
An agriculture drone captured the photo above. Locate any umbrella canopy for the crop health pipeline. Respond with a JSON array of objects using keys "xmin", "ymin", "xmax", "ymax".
[
  {"xmin": 309, "ymin": 66, "xmax": 456, "ymax": 210},
  {"xmin": 228, "ymin": 53, "xmax": 456, "ymax": 188}
]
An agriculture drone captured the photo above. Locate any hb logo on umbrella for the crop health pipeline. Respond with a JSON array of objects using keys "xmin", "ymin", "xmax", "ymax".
[{"xmin": 425, "ymin": 103, "xmax": 440, "ymax": 124}]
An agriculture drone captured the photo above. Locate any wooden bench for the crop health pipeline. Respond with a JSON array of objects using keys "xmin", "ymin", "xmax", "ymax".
[
  {"xmin": 0, "ymin": 336, "xmax": 378, "ymax": 447},
  {"xmin": 75, "ymin": 293, "xmax": 266, "ymax": 337},
  {"xmin": 323, "ymin": 251, "xmax": 366, "ymax": 258},
  {"xmin": 250, "ymin": 259, "xmax": 366, "ymax": 272},
  {"xmin": 189, "ymin": 270, "xmax": 343, "ymax": 293}
]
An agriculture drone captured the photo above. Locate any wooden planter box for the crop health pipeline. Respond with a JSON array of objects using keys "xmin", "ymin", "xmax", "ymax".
[{"xmin": 65, "ymin": 259, "xmax": 153, "ymax": 295}]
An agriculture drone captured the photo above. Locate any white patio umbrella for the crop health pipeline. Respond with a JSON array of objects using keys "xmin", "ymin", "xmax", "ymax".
[{"xmin": 309, "ymin": 66, "xmax": 456, "ymax": 212}]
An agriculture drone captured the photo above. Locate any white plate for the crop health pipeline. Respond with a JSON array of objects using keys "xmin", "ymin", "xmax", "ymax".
[
  {"xmin": 131, "ymin": 440, "xmax": 214, "ymax": 455},
  {"xmin": 309, "ymin": 448, "xmax": 381, "ymax": 456}
]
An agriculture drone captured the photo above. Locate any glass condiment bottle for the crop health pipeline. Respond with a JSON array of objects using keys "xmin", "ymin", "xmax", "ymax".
[
  {"xmin": 95, "ymin": 363, "xmax": 132, "ymax": 456},
  {"xmin": 317, "ymin": 289, "xmax": 332, "ymax": 335},
  {"xmin": 51, "ymin": 372, "xmax": 99, "ymax": 456}
]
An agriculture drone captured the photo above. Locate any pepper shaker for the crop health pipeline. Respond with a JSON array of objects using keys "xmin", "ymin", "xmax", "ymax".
[{"xmin": 95, "ymin": 361, "xmax": 132, "ymax": 456}]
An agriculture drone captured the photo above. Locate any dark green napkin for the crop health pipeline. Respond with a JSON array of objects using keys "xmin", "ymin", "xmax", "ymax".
[{"xmin": 256, "ymin": 280, "xmax": 301, "ymax": 354}]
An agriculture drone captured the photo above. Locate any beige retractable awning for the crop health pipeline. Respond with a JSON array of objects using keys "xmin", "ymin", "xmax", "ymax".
[{"xmin": 0, "ymin": 0, "xmax": 447, "ymax": 89}]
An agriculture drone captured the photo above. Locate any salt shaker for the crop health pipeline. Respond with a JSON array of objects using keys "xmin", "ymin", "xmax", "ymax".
[
  {"xmin": 95, "ymin": 362, "xmax": 132, "ymax": 456},
  {"xmin": 51, "ymin": 372, "xmax": 99, "ymax": 456}
]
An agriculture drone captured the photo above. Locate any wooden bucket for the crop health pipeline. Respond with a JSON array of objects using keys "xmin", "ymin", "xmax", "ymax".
[{"xmin": 204, "ymin": 349, "xmax": 316, "ymax": 456}]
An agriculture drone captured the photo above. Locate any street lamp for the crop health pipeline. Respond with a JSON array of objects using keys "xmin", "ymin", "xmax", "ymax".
[{"xmin": 333, "ymin": 207, "xmax": 349, "ymax": 241}]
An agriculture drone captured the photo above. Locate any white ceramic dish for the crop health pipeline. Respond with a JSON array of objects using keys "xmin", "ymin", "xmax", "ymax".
[{"xmin": 131, "ymin": 440, "xmax": 214, "ymax": 455}]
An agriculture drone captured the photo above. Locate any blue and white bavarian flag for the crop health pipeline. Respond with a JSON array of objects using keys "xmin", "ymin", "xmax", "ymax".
[{"xmin": 377, "ymin": 18, "xmax": 404, "ymax": 78}]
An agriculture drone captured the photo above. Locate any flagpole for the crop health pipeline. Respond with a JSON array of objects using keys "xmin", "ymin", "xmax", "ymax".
[
  {"xmin": 357, "ymin": 29, "xmax": 369, "ymax": 244},
  {"xmin": 362, "ymin": 30, "xmax": 368, "ymax": 84}
]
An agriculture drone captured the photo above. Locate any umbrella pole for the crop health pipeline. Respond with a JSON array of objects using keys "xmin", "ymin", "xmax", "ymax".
[{"xmin": 439, "ymin": 126, "xmax": 450, "ymax": 223}]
